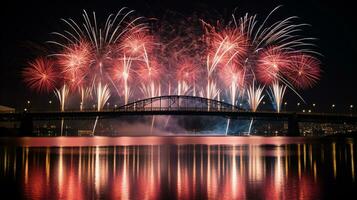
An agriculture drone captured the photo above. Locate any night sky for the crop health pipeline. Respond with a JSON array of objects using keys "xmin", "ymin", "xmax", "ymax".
[{"xmin": 1, "ymin": 0, "xmax": 356, "ymax": 112}]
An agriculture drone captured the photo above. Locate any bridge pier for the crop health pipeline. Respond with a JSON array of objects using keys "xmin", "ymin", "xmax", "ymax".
[
  {"xmin": 287, "ymin": 114, "xmax": 300, "ymax": 136},
  {"xmin": 19, "ymin": 114, "xmax": 33, "ymax": 136}
]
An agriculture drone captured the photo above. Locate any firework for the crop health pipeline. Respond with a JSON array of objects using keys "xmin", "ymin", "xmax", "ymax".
[
  {"xmin": 204, "ymin": 25, "xmax": 247, "ymax": 76},
  {"xmin": 112, "ymin": 55, "xmax": 132, "ymax": 104},
  {"xmin": 57, "ymin": 41, "xmax": 92, "ymax": 89},
  {"xmin": 121, "ymin": 31, "xmax": 154, "ymax": 58},
  {"xmin": 23, "ymin": 57, "xmax": 58, "ymax": 93},
  {"xmin": 201, "ymin": 80, "xmax": 220, "ymax": 102},
  {"xmin": 92, "ymin": 82, "xmax": 111, "ymax": 134},
  {"xmin": 202, "ymin": 25, "xmax": 243, "ymax": 101},
  {"xmin": 54, "ymin": 84, "xmax": 69, "ymax": 136},
  {"xmin": 79, "ymin": 86, "xmax": 92, "ymax": 111},
  {"xmin": 256, "ymin": 47, "xmax": 289, "ymax": 85},
  {"xmin": 23, "ymin": 6, "xmax": 323, "ymax": 134},
  {"xmin": 247, "ymin": 82, "xmax": 265, "ymax": 112},
  {"xmin": 139, "ymin": 51, "xmax": 161, "ymax": 98},
  {"xmin": 95, "ymin": 82, "xmax": 111, "ymax": 112},
  {"xmin": 285, "ymin": 54, "xmax": 321, "ymax": 89},
  {"xmin": 269, "ymin": 81, "xmax": 287, "ymax": 113},
  {"xmin": 176, "ymin": 59, "xmax": 199, "ymax": 96},
  {"xmin": 54, "ymin": 84, "xmax": 69, "ymax": 112},
  {"xmin": 219, "ymin": 63, "xmax": 245, "ymax": 105},
  {"xmin": 177, "ymin": 81, "xmax": 189, "ymax": 96},
  {"xmin": 140, "ymin": 82, "xmax": 160, "ymax": 99}
]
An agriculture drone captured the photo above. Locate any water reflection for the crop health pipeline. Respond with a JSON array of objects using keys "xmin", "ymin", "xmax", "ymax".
[{"xmin": 0, "ymin": 138, "xmax": 356, "ymax": 199}]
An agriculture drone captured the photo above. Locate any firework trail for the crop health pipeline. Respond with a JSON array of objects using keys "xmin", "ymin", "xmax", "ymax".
[
  {"xmin": 246, "ymin": 82, "xmax": 265, "ymax": 134},
  {"xmin": 54, "ymin": 84, "xmax": 69, "ymax": 112},
  {"xmin": 113, "ymin": 55, "xmax": 132, "ymax": 104},
  {"xmin": 54, "ymin": 84, "xmax": 69, "ymax": 135},
  {"xmin": 220, "ymin": 64, "xmax": 245, "ymax": 135},
  {"xmin": 247, "ymin": 82, "xmax": 265, "ymax": 112},
  {"xmin": 79, "ymin": 86, "xmax": 91, "ymax": 111},
  {"xmin": 219, "ymin": 63, "xmax": 245, "ymax": 106},
  {"xmin": 269, "ymin": 81, "xmax": 287, "ymax": 113},
  {"xmin": 92, "ymin": 82, "xmax": 111, "ymax": 134}
]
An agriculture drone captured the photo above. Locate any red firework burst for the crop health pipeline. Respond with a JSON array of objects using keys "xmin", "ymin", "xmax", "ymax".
[
  {"xmin": 206, "ymin": 26, "xmax": 247, "ymax": 66},
  {"xmin": 285, "ymin": 54, "xmax": 321, "ymax": 89},
  {"xmin": 58, "ymin": 41, "xmax": 92, "ymax": 74},
  {"xmin": 137, "ymin": 59, "xmax": 161, "ymax": 82},
  {"xmin": 219, "ymin": 63, "xmax": 245, "ymax": 88},
  {"xmin": 58, "ymin": 41, "xmax": 92, "ymax": 90},
  {"xmin": 111, "ymin": 58, "xmax": 131, "ymax": 82},
  {"xmin": 121, "ymin": 31, "xmax": 154, "ymax": 57},
  {"xmin": 176, "ymin": 59, "xmax": 199, "ymax": 83},
  {"xmin": 256, "ymin": 47, "xmax": 289, "ymax": 85},
  {"xmin": 22, "ymin": 57, "xmax": 58, "ymax": 92}
]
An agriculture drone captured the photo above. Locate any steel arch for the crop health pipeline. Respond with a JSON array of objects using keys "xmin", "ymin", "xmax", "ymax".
[{"xmin": 116, "ymin": 95, "xmax": 240, "ymax": 112}]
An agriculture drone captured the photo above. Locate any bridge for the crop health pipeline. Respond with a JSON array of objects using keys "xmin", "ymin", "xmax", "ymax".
[{"xmin": 0, "ymin": 95, "xmax": 356, "ymax": 136}]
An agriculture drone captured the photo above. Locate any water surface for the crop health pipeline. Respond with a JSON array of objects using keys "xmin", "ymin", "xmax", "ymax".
[{"xmin": 0, "ymin": 136, "xmax": 356, "ymax": 199}]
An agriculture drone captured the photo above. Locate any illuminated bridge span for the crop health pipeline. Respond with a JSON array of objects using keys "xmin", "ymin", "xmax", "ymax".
[
  {"xmin": 0, "ymin": 95, "xmax": 356, "ymax": 136},
  {"xmin": 117, "ymin": 95, "xmax": 240, "ymax": 112}
]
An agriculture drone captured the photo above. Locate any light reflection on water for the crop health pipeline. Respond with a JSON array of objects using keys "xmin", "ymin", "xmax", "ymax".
[{"xmin": 0, "ymin": 137, "xmax": 356, "ymax": 199}]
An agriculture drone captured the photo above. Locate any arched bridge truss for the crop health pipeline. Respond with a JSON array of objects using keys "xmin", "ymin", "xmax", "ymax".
[{"xmin": 117, "ymin": 95, "xmax": 240, "ymax": 112}]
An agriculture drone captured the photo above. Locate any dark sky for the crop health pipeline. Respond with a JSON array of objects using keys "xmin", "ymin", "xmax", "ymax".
[{"xmin": 1, "ymin": 0, "xmax": 356, "ymax": 112}]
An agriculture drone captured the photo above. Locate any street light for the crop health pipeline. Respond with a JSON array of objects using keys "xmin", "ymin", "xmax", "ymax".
[
  {"xmin": 331, "ymin": 104, "xmax": 335, "ymax": 113},
  {"xmin": 311, "ymin": 103, "xmax": 316, "ymax": 113},
  {"xmin": 350, "ymin": 105, "xmax": 354, "ymax": 113},
  {"xmin": 284, "ymin": 102, "xmax": 287, "ymax": 111},
  {"xmin": 26, "ymin": 100, "xmax": 31, "ymax": 111}
]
